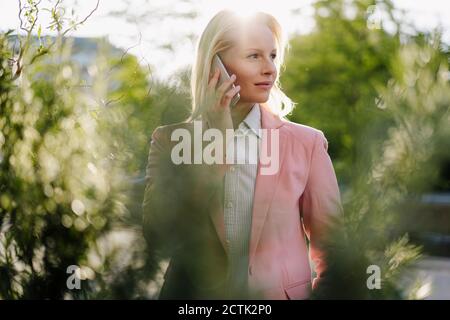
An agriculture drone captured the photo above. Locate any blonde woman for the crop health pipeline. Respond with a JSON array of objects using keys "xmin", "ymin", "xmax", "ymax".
[{"xmin": 142, "ymin": 10, "xmax": 343, "ymax": 300}]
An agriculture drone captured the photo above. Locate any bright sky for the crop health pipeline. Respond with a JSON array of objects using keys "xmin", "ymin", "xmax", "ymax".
[{"xmin": 1, "ymin": 0, "xmax": 449, "ymax": 82}]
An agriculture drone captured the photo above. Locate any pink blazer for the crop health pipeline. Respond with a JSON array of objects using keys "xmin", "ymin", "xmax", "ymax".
[{"xmin": 145, "ymin": 104, "xmax": 343, "ymax": 300}]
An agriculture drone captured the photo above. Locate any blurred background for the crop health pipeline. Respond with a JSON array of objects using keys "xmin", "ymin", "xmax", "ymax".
[{"xmin": 0, "ymin": 0, "xmax": 449, "ymax": 299}]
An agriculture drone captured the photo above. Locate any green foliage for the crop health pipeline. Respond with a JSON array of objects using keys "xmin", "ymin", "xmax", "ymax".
[
  {"xmin": 312, "ymin": 39, "xmax": 449, "ymax": 299},
  {"xmin": 0, "ymin": 0, "xmax": 193, "ymax": 299},
  {"xmin": 0, "ymin": 32, "xmax": 127, "ymax": 298}
]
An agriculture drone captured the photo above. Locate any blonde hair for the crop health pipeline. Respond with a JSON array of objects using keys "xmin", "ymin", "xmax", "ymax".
[{"xmin": 188, "ymin": 10, "xmax": 296, "ymax": 122}]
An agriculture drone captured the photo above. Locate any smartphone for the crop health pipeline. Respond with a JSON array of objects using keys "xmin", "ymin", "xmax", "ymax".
[{"xmin": 211, "ymin": 54, "xmax": 240, "ymax": 108}]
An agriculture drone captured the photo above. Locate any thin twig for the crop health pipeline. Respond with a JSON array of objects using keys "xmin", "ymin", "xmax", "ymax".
[
  {"xmin": 62, "ymin": 0, "xmax": 100, "ymax": 37},
  {"xmin": 106, "ymin": 29, "xmax": 143, "ymax": 79},
  {"xmin": 18, "ymin": 0, "xmax": 27, "ymax": 33},
  {"xmin": 14, "ymin": 0, "xmax": 42, "ymax": 79}
]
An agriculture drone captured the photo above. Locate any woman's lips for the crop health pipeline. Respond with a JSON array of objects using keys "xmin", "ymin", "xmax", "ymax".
[{"xmin": 255, "ymin": 83, "xmax": 272, "ymax": 90}]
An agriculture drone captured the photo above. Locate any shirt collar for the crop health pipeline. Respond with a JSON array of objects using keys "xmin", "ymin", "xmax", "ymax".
[{"xmin": 236, "ymin": 103, "xmax": 262, "ymax": 139}]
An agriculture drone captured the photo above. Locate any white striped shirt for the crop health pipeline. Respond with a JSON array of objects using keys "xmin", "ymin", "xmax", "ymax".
[{"xmin": 223, "ymin": 103, "xmax": 261, "ymax": 296}]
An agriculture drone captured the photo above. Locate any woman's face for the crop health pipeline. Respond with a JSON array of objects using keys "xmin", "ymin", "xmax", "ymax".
[{"xmin": 221, "ymin": 23, "xmax": 278, "ymax": 104}]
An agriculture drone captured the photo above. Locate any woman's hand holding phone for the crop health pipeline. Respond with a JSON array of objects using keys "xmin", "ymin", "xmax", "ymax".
[
  {"xmin": 187, "ymin": 67, "xmax": 240, "ymax": 194},
  {"xmin": 203, "ymin": 67, "xmax": 240, "ymax": 135}
]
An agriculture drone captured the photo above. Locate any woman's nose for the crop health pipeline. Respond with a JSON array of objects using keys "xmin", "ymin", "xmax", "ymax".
[{"xmin": 262, "ymin": 58, "xmax": 276, "ymax": 75}]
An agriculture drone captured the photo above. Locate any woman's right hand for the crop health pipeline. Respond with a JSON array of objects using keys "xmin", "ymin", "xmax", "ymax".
[{"xmin": 202, "ymin": 67, "xmax": 240, "ymax": 134}]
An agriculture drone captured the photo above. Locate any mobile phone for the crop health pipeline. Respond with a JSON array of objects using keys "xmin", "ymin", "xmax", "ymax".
[{"xmin": 211, "ymin": 54, "xmax": 240, "ymax": 107}]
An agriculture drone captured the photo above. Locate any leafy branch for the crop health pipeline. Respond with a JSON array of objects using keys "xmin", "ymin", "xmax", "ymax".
[{"xmin": 12, "ymin": 0, "xmax": 100, "ymax": 80}]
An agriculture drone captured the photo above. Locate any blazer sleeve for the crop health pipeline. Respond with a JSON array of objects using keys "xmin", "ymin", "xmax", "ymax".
[
  {"xmin": 142, "ymin": 126, "xmax": 176, "ymax": 257},
  {"xmin": 300, "ymin": 130, "xmax": 343, "ymax": 290}
]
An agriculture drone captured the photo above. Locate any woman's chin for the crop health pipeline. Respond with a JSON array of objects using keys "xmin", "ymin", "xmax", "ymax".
[
  {"xmin": 238, "ymin": 92, "xmax": 270, "ymax": 104},
  {"xmin": 246, "ymin": 94, "xmax": 270, "ymax": 103}
]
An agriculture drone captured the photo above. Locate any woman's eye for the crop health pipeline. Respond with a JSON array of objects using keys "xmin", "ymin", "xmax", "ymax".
[
  {"xmin": 249, "ymin": 53, "xmax": 277, "ymax": 59},
  {"xmin": 248, "ymin": 54, "xmax": 277, "ymax": 59}
]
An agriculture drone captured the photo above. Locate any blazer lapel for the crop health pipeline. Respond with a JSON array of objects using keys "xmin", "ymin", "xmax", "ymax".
[{"xmin": 206, "ymin": 104, "xmax": 286, "ymax": 259}]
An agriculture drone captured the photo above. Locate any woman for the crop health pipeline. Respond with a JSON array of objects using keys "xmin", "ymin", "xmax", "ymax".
[{"xmin": 142, "ymin": 10, "xmax": 343, "ymax": 300}]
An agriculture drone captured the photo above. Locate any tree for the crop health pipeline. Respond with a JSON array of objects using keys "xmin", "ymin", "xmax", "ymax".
[{"xmin": 283, "ymin": 0, "xmax": 400, "ymax": 184}]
